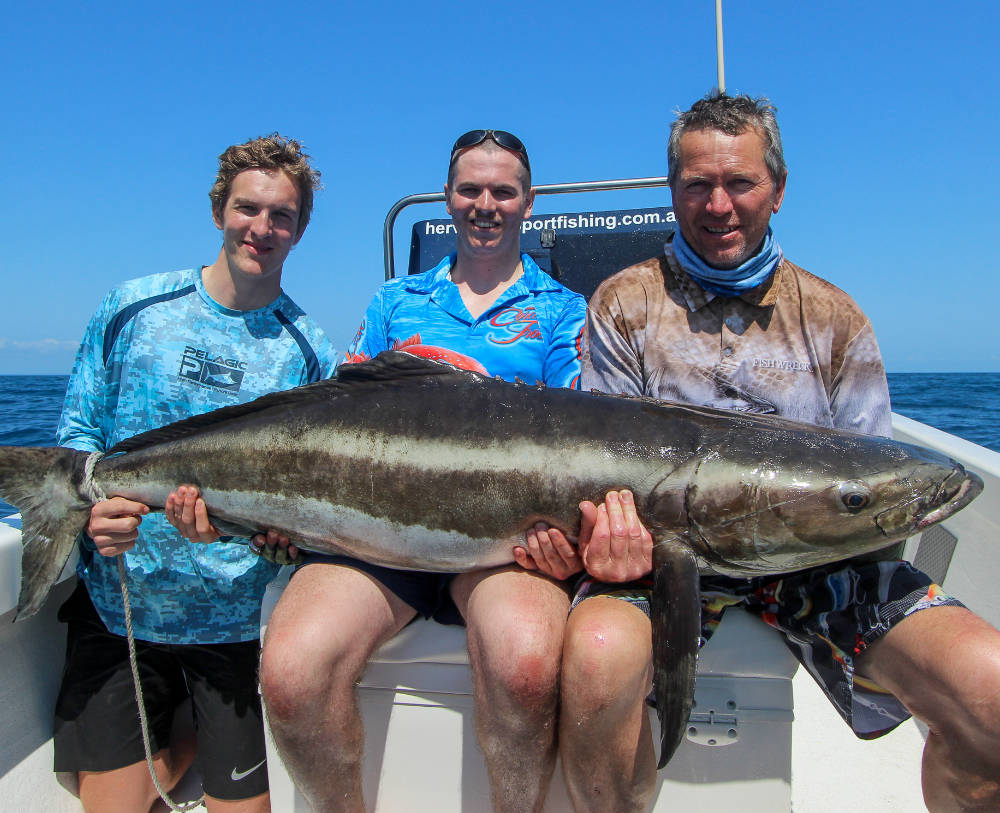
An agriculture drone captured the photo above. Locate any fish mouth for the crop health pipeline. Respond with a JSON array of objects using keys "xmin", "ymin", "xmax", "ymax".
[
  {"xmin": 915, "ymin": 467, "xmax": 984, "ymax": 528},
  {"xmin": 875, "ymin": 465, "xmax": 984, "ymax": 535}
]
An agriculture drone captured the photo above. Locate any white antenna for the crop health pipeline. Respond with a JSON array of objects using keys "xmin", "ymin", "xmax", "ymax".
[{"xmin": 715, "ymin": 0, "xmax": 726, "ymax": 93}]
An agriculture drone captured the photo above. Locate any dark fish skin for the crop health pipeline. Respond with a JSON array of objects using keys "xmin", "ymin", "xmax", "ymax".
[
  {"xmin": 652, "ymin": 539, "xmax": 700, "ymax": 768},
  {"xmin": 0, "ymin": 351, "xmax": 984, "ymax": 768}
]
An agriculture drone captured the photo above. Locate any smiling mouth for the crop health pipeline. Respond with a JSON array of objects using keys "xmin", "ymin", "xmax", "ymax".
[
  {"xmin": 472, "ymin": 219, "xmax": 500, "ymax": 230},
  {"xmin": 243, "ymin": 242, "xmax": 272, "ymax": 254},
  {"xmin": 704, "ymin": 225, "xmax": 738, "ymax": 235}
]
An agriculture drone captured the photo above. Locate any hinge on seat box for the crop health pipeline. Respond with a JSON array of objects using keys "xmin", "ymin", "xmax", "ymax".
[{"xmin": 686, "ymin": 687, "xmax": 739, "ymax": 746}]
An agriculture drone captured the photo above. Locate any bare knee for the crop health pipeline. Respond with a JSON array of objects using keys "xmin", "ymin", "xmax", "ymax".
[
  {"xmin": 862, "ymin": 608, "xmax": 1000, "ymax": 808},
  {"xmin": 869, "ymin": 611, "xmax": 1000, "ymax": 746},
  {"xmin": 937, "ymin": 646, "xmax": 1000, "ymax": 763},
  {"xmin": 260, "ymin": 566, "xmax": 411, "ymax": 724},
  {"xmin": 470, "ymin": 622, "xmax": 563, "ymax": 709},
  {"xmin": 469, "ymin": 610, "xmax": 564, "ymax": 710},
  {"xmin": 259, "ymin": 623, "xmax": 363, "ymax": 724},
  {"xmin": 563, "ymin": 598, "xmax": 652, "ymax": 709}
]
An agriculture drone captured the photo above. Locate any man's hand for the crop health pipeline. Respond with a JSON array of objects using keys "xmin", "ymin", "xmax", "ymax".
[
  {"xmin": 87, "ymin": 497, "xmax": 149, "ymax": 557},
  {"xmin": 165, "ymin": 484, "xmax": 221, "ymax": 543},
  {"xmin": 578, "ymin": 490, "xmax": 653, "ymax": 583},
  {"xmin": 513, "ymin": 523, "xmax": 584, "ymax": 581},
  {"xmin": 249, "ymin": 530, "xmax": 301, "ymax": 566},
  {"xmin": 165, "ymin": 485, "xmax": 300, "ymax": 564}
]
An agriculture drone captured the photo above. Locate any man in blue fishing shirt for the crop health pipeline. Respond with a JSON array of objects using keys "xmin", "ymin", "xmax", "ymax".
[
  {"xmin": 255, "ymin": 130, "xmax": 588, "ymax": 813},
  {"xmin": 54, "ymin": 134, "xmax": 338, "ymax": 813}
]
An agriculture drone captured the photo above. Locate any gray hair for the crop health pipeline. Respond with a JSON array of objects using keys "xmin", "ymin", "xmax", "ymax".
[{"xmin": 667, "ymin": 91, "xmax": 787, "ymax": 188}]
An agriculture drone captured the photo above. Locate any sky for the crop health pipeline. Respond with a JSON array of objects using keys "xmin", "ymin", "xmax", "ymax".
[{"xmin": 2, "ymin": 0, "xmax": 997, "ymax": 375}]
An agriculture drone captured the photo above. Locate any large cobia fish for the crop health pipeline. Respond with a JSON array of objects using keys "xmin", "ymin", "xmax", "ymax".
[{"xmin": 0, "ymin": 351, "xmax": 984, "ymax": 768}]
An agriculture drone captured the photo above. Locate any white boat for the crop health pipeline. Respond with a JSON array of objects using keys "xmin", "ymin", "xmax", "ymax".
[{"xmin": 1, "ymin": 189, "xmax": 997, "ymax": 812}]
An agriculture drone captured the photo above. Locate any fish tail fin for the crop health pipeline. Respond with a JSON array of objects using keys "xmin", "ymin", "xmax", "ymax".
[
  {"xmin": 651, "ymin": 538, "xmax": 700, "ymax": 769},
  {"xmin": 0, "ymin": 446, "xmax": 93, "ymax": 620}
]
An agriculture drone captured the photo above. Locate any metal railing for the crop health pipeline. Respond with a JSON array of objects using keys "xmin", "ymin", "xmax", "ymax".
[{"xmin": 382, "ymin": 176, "xmax": 670, "ymax": 280}]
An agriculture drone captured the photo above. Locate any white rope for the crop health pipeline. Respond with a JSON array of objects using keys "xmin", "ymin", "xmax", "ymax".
[
  {"xmin": 117, "ymin": 555, "xmax": 205, "ymax": 811},
  {"xmin": 82, "ymin": 452, "xmax": 107, "ymax": 504}
]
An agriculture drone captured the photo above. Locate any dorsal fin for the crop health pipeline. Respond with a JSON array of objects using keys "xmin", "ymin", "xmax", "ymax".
[
  {"xmin": 336, "ymin": 350, "xmax": 480, "ymax": 382},
  {"xmin": 108, "ymin": 351, "xmax": 473, "ymax": 456}
]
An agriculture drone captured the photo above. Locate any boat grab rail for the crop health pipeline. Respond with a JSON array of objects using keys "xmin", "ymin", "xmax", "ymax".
[{"xmin": 383, "ymin": 176, "xmax": 670, "ymax": 280}]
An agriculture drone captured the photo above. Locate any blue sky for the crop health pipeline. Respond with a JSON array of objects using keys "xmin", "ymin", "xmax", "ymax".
[{"xmin": 2, "ymin": 0, "xmax": 996, "ymax": 374}]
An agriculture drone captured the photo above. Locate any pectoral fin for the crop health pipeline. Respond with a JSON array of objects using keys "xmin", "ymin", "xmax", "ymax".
[{"xmin": 651, "ymin": 537, "xmax": 700, "ymax": 769}]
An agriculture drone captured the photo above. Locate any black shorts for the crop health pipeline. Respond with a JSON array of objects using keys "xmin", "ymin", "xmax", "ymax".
[
  {"xmin": 53, "ymin": 582, "xmax": 269, "ymax": 800},
  {"xmin": 298, "ymin": 553, "xmax": 465, "ymax": 625}
]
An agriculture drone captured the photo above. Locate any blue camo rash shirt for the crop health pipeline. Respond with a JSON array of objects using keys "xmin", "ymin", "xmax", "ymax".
[
  {"xmin": 345, "ymin": 253, "xmax": 585, "ymax": 387},
  {"xmin": 58, "ymin": 268, "xmax": 339, "ymax": 644}
]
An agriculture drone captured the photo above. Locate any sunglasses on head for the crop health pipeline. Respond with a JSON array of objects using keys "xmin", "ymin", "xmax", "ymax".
[{"xmin": 449, "ymin": 130, "xmax": 531, "ymax": 172}]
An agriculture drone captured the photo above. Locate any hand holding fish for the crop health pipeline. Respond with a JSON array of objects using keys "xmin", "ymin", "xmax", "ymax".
[
  {"xmin": 513, "ymin": 490, "xmax": 653, "ymax": 582},
  {"xmin": 578, "ymin": 490, "xmax": 653, "ymax": 583},
  {"xmin": 165, "ymin": 485, "xmax": 301, "ymax": 564},
  {"xmin": 514, "ymin": 522, "xmax": 583, "ymax": 580},
  {"xmin": 165, "ymin": 484, "xmax": 221, "ymax": 544},
  {"xmin": 250, "ymin": 530, "xmax": 301, "ymax": 566},
  {"xmin": 87, "ymin": 497, "xmax": 149, "ymax": 557}
]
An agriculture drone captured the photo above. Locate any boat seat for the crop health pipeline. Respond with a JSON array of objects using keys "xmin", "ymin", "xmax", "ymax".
[{"xmin": 261, "ymin": 569, "xmax": 798, "ymax": 812}]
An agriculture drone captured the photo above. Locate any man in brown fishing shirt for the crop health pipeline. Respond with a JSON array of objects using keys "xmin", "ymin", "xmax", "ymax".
[
  {"xmin": 530, "ymin": 92, "xmax": 1000, "ymax": 812},
  {"xmin": 584, "ymin": 251, "xmax": 891, "ymax": 434}
]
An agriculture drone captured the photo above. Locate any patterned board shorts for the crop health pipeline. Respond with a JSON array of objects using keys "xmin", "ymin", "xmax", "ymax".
[{"xmin": 570, "ymin": 559, "xmax": 964, "ymax": 738}]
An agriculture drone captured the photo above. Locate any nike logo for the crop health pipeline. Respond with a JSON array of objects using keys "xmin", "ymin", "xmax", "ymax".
[{"xmin": 231, "ymin": 759, "xmax": 266, "ymax": 781}]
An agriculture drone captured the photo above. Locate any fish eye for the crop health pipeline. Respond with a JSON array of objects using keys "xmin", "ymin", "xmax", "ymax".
[{"xmin": 838, "ymin": 481, "xmax": 871, "ymax": 511}]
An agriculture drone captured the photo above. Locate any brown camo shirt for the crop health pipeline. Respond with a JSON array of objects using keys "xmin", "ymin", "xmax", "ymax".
[{"xmin": 581, "ymin": 244, "xmax": 892, "ymax": 438}]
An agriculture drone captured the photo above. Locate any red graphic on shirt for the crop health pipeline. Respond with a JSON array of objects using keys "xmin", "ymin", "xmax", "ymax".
[
  {"xmin": 489, "ymin": 307, "xmax": 542, "ymax": 345},
  {"xmin": 342, "ymin": 332, "xmax": 489, "ymax": 375},
  {"xmin": 393, "ymin": 334, "xmax": 490, "ymax": 375}
]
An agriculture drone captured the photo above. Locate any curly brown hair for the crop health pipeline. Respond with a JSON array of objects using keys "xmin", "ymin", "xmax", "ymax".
[{"xmin": 209, "ymin": 133, "xmax": 322, "ymax": 238}]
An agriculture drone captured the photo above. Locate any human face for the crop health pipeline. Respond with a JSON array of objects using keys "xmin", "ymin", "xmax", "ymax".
[
  {"xmin": 672, "ymin": 128, "xmax": 786, "ymax": 269},
  {"xmin": 213, "ymin": 168, "xmax": 302, "ymax": 282},
  {"xmin": 445, "ymin": 146, "xmax": 534, "ymax": 262}
]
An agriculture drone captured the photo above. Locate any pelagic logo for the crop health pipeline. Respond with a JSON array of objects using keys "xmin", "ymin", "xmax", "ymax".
[{"xmin": 179, "ymin": 346, "xmax": 247, "ymax": 392}]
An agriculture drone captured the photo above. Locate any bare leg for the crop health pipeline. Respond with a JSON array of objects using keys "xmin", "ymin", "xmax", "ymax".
[
  {"xmin": 202, "ymin": 793, "xmax": 270, "ymax": 813},
  {"xmin": 79, "ymin": 738, "xmax": 195, "ymax": 813},
  {"xmin": 857, "ymin": 606, "xmax": 1000, "ymax": 812},
  {"xmin": 451, "ymin": 565, "xmax": 570, "ymax": 813},
  {"xmin": 560, "ymin": 596, "xmax": 656, "ymax": 813},
  {"xmin": 260, "ymin": 564, "xmax": 416, "ymax": 813}
]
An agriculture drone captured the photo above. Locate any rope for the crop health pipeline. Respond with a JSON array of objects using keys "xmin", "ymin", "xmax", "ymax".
[
  {"xmin": 117, "ymin": 555, "xmax": 205, "ymax": 811},
  {"xmin": 82, "ymin": 452, "xmax": 107, "ymax": 504}
]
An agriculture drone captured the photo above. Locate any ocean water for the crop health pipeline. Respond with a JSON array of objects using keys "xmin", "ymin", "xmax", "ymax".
[
  {"xmin": 888, "ymin": 373, "xmax": 1000, "ymax": 453},
  {"xmin": 0, "ymin": 372, "xmax": 998, "ymax": 517}
]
